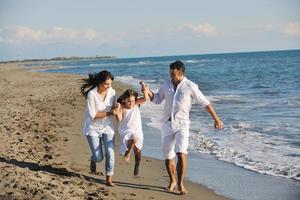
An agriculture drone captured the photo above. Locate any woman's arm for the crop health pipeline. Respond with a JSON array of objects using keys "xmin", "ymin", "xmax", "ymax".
[{"xmin": 94, "ymin": 111, "xmax": 113, "ymax": 119}]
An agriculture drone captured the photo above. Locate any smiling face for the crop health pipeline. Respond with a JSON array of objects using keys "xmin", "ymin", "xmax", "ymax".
[
  {"xmin": 98, "ymin": 79, "xmax": 112, "ymax": 92},
  {"xmin": 123, "ymin": 95, "xmax": 136, "ymax": 109}
]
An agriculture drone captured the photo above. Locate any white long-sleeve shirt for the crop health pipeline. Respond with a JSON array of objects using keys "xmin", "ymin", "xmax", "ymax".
[
  {"xmin": 153, "ymin": 77, "xmax": 210, "ymax": 132},
  {"xmin": 83, "ymin": 87, "xmax": 116, "ymax": 137}
]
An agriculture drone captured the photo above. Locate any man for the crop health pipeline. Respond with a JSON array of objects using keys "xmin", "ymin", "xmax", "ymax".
[{"xmin": 141, "ymin": 60, "xmax": 224, "ymax": 195}]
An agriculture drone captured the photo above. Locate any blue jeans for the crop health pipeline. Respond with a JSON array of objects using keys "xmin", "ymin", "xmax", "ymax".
[{"xmin": 86, "ymin": 134, "xmax": 115, "ymax": 176}]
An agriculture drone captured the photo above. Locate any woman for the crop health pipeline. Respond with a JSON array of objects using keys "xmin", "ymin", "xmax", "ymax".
[{"xmin": 81, "ymin": 70, "xmax": 116, "ymax": 186}]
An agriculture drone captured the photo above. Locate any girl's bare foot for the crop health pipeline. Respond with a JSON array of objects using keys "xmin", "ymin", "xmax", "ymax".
[
  {"xmin": 178, "ymin": 185, "xmax": 188, "ymax": 195},
  {"xmin": 124, "ymin": 150, "xmax": 131, "ymax": 163},
  {"xmin": 164, "ymin": 181, "xmax": 176, "ymax": 192}
]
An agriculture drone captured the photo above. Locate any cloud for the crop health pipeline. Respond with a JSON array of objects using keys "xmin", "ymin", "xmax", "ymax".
[
  {"xmin": 283, "ymin": 22, "xmax": 300, "ymax": 35},
  {"xmin": 180, "ymin": 23, "xmax": 217, "ymax": 37},
  {"xmin": 0, "ymin": 26, "xmax": 114, "ymax": 44},
  {"xmin": 264, "ymin": 21, "xmax": 300, "ymax": 36}
]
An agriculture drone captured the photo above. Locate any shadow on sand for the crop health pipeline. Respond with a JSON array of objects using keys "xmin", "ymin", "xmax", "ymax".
[{"xmin": 0, "ymin": 156, "xmax": 178, "ymax": 195}]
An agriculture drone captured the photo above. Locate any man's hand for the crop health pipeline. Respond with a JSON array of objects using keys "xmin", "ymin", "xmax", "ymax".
[{"xmin": 214, "ymin": 119, "xmax": 224, "ymax": 129}]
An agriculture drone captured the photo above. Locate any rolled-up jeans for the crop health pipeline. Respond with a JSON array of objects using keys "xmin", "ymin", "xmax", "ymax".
[{"xmin": 86, "ymin": 134, "xmax": 115, "ymax": 176}]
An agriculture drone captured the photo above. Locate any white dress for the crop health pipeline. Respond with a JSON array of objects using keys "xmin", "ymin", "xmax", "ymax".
[{"xmin": 118, "ymin": 106, "xmax": 144, "ymax": 155}]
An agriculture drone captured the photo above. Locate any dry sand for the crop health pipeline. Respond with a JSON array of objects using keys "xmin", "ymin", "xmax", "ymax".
[{"xmin": 0, "ymin": 63, "xmax": 229, "ymax": 200}]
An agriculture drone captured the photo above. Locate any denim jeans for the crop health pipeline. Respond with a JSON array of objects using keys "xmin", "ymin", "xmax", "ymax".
[{"xmin": 86, "ymin": 134, "xmax": 115, "ymax": 176}]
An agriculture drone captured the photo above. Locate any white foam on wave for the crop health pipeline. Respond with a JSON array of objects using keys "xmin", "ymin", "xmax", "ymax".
[
  {"xmin": 207, "ymin": 95, "xmax": 246, "ymax": 104},
  {"xmin": 141, "ymin": 102, "xmax": 164, "ymax": 131},
  {"xmin": 115, "ymin": 76, "xmax": 161, "ymax": 90},
  {"xmin": 189, "ymin": 122, "xmax": 300, "ymax": 181},
  {"xmin": 127, "ymin": 61, "xmax": 151, "ymax": 66},
  {"xmin": 89, "ymin": 60, "xmax": 154, "ymax": 68},
  {"xmin": 115, "ymin": 75, "xmax": 140, "ymax": 86},
  {"xmin": 185, "ymin": 59, "xmax": 215, "ymax": 63}
]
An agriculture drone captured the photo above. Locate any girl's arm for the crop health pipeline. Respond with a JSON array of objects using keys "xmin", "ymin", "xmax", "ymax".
[{"xmin": 136, "ymin": 81, "xmax": 150, "ymax": 105}]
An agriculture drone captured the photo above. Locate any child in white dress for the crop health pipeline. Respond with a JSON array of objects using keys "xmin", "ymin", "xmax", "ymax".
[{"xmin": 115, "ymin": 82, "xmax": 149, "ymax": 176}]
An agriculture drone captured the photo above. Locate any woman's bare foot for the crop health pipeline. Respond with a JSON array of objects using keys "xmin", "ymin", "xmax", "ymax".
[
  {"xmin": 106, "ymin": 176, "xmax": 115, "ymax": 187},
  {"xmin": 90, "ymin": 160, "xmax": 96, "ymax": 173},
  {"xmin": 106, "ymin": 182, "xmax": 115, "ymax": 187},
  {"xmin": 164, "ymin": 181, "xmax": 176, "ymax": 192},
  {"xmin": 178, "ymin": 185, "xmax": 188, "ymax": 195}
]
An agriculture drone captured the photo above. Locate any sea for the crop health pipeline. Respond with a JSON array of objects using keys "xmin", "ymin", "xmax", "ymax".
[{"xmin": 30, "ymin": 50, "xmax": 300, "ymax": 200}]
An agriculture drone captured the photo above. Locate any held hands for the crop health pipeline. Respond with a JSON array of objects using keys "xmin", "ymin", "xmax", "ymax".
[
  {"xmin": 140, "ymin": 81, "xmax": 149, "ymax": 93},
  {"xmin": 108, "ymin": 103, "xmax": 122, "ymax": 117},
  {"xmin": 114, "ymin": 103, "xmax": 122, "ymax": 114},
  {"xmin": 140, "ymin": 81, "xmax": 151, "ymax": 101},
  {"xmin": 114, "ymin": 103, "xmax": 123, "ymax": 122}
]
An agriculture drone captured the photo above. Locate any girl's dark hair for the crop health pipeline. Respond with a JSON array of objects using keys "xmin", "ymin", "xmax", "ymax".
[
  {"xmin": 80, "ymin": 70, "xmax": 114, "ymax": 98},
  {"xmin": 170, "ymin": 60, "xmax": 185, "ymax": 74},
  {"xmin": 117, "ymin": 89, "xmax": 138, "ymax": 104}
]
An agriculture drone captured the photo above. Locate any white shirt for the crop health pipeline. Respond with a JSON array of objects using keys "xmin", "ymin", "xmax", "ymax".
[
  {"xmin": 83, "ymin": 87, "xmax": 116, "ymax": 136},
  {"xmin": 153, "ymin": 77, "xmax": 210, "ymax": 132}
]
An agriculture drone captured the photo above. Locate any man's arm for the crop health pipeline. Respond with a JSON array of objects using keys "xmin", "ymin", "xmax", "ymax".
[{"xmin": 205, "ymin": 104, "xmax": 224, "ymax": 129}]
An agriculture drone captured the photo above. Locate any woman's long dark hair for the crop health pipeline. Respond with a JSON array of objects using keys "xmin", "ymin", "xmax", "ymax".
[
  {"xmin": 117, "ymin": 89, "xmax": 138, "ymax": 104},
  {"xmin": 80, "ymin": 70, "xmax": 114, "ymax": 99}
]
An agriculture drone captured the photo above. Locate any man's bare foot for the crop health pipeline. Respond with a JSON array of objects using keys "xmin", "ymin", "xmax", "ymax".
[
  {"xmin": 164, "ymin": 182, "xmax": 176, "ymax": 192},
  {"xmin": 106, "ymin": 182, "xmax": 115, "ymax": 187},
  {"xmin": 134, "ymin": 164, "xmax": 139, "ymax": 176},
  {"xmin": 178, "ymin": 185, "xmax": 188, "ymax": 195}
]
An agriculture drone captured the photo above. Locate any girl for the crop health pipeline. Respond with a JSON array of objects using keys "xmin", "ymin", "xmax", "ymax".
[
  {"xmin": 115, "ymin": 82, "xmax": 149, "ymax": 176},
  {"xmin": 81, "ymin": 70, "xmax": 116, "ymax": 186}
]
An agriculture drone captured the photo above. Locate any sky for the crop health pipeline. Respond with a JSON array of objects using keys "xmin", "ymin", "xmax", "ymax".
[{"xmin": 0, "ymin": 0, "xmax": 300, "ymax": 61}]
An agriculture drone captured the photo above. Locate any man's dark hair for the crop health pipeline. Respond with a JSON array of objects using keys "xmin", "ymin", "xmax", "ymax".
[{"xmin": 169, "ymin": 60, "xmax": 185, "ymax": 74}]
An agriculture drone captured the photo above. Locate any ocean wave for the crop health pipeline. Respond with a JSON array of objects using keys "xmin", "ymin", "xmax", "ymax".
[
  {"xmin": 185, "ymin": 59, "xmax": 215, "ymax": 63},
  {"xmin": 207, "ymin": 95, "xmax": 246, "ymax": 104},
  {"xmin": 189, "ymin": 126, "xmax": 300, "ymax": 181},
  {"xmin": 127, "ymin": 61, "xmax": 151, "ymax": 66}
]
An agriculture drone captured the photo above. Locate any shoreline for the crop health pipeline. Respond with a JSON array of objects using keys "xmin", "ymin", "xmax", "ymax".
[{"xmin": 0, "ymin": 63, "xmax": 228, "ymax": 199}]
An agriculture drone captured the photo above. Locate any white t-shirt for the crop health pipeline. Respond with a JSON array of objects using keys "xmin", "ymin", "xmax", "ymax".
[
  {"xmin": 153, "ymin": 77, "xmax": 210, "ymax": 133},
  {"xmin": 83, "ymin": 87, "xmax": 116, "ymax": 137}
]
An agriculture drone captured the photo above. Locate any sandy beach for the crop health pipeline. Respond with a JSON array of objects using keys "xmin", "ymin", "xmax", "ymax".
[{"xmin": 0, "ymin": 63, "xmax": 229, "ymax": 200}]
